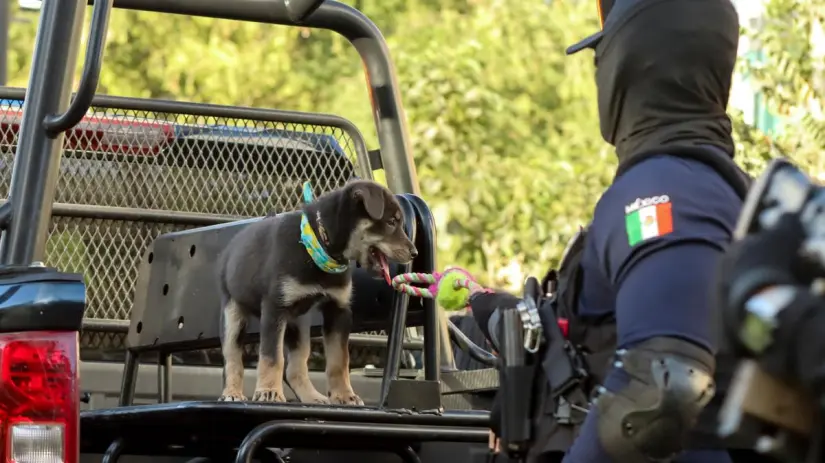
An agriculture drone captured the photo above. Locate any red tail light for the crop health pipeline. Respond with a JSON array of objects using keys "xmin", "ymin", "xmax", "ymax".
[
  {"xmin": 0, "ymin": 331, "xmax": 78, "ymax": 463},
  {"xmin": 0, "ymin": 108, "xmax": 175, "ymax": 156}
]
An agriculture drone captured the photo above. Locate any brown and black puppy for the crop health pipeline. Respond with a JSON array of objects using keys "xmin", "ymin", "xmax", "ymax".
[{"xmin": 217, "ymin": 180, "xmax": 417, "ymax": 405}]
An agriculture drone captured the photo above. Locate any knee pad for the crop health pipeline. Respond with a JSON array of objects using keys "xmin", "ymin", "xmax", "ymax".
[{"xmin": 594, "ymin": 337, "xmax": 716, "ymax": 463}]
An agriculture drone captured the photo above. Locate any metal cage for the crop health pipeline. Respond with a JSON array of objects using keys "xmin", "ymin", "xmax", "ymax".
[{"xmin": 0, "ymin": 89, "xmax": 371, "ymax": 358}]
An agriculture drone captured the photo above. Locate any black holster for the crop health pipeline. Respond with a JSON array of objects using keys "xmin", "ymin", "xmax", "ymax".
[{"xmin": 498, "ymin": 306, "xmax": 539, "ymax": 460}]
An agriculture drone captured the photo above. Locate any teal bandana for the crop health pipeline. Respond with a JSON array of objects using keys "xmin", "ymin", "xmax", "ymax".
[{"xmin": 299, "ymin": 181, "xmax": 348, "ymax": 274}]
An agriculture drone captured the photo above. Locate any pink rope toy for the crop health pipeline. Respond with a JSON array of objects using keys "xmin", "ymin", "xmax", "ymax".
[
  {"xmin": 390, "ymin": 268, "xmax": 473, "ymax": 296},
  {"xmin": 391, "ymin": 267, "xmax": 493, "ymax": 311}
]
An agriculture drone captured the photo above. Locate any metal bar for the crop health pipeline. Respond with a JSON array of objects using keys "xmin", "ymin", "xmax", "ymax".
[
  {"xmin": 0, "ymin": 87, "xmax": 374, "ymax": 179},
  {"xmin": 83, "ymin": 318, "xmax": 130, "ymax": 332},
  {"xmin": 446, "ymin": 319, "xmax": 497, "ymax": 367},
  {"xmin": 49, "ymin": 202, "xmax": 238, "ymax": 225},
  {"xmin": 283, "ymin": 0, "xmax": 323, "ymax": 22},
  {"xmin": 404, "ymin": 194, "xmax": 453, "ymax": 377},
  {"xmin": 81, "ymin": 400, "xmax": 491, "ymax": 426},
  {"xmin": 397, "ymin": 446, "xmax": 422, "ymax": 463},
  {"xmin": 158, "ymin": 352, "xmax": 172, "ymax": 403},
  {"xmin": 347, "ymin": 333, "xmax": 422, "ymax": 350},
  {"xmin": 0, "ymin": 201, "xmax": 10, "ymax": 229},
  {"xmin": 380, "ymin": 197, "xmax": 416, "ymax": 405},
  {"xmin": 118, "ymin": 350, "xmax": 139, "ymax": 406},
  {"xmin": 42, "ymin": 0, "xmax": 113, "ymax": 134},
  {"xmin": 79, "ymin": 317, "xmax": 425, "ymax": 350},
  {"xmin": 234, "ymin": 421, "xmax": 488, "ymax": 463},
  {"xmin": 0, "ymin": 0, "xmax": 87, "ymax": 265},
  {"xmin": 101, "ymin": 438, "xmax": 125, "ymax": 463},
  {"xmin": 98, "ymin": 0, "xmax": 419, "ymax": 194}
]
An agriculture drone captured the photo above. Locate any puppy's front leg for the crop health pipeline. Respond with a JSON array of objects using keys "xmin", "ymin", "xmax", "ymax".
[
  {"xmin": 320, "ymin": 300, "xmax": 363, "ymax": 405},
  {"xmin": 253, "ymin": 300, "xmax": 287, "ymax": 402}
]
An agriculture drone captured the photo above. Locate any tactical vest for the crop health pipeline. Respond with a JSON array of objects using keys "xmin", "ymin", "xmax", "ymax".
[{"xmin": 527, "ymin": 149, "xmax": 752, "ymax": 460}]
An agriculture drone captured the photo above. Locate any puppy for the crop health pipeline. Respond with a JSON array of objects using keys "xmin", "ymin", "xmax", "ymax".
[{"xmin": 217, "ymin": 180, "xmax": 417, "ymax": 405}]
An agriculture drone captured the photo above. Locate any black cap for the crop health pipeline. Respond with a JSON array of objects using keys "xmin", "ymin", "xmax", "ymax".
[
  {"xmin": 565, "ymin": 31, "xmax": 604, "ymax": 55},
  {"xmin": 567, "ymin": 0, "xmax": 615, "ymax": 55}
]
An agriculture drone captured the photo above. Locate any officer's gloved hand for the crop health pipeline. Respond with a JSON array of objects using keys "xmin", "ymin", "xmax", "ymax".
[
  {"xmin": 716, "ymin": 212, "xmax": 825, "ymax": 392},
  {"xmin": 717, "ymin": 212, "xmax": 816, "ymax": 314}
]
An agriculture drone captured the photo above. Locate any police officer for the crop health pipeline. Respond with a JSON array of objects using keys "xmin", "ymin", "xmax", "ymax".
[{"xmin": 471, "ymin": 0, "xmax": 754, "ymax": 461}]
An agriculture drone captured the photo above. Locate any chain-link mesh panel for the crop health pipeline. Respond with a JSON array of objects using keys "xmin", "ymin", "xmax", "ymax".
[{"xmin": 0, "ymin": 99, "xmax": 367, "ymax": 359}]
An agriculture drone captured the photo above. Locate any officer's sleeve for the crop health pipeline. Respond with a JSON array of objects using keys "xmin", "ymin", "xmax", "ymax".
[{"xmin": 600, "ymin": 157, "xmax": 742, "ymax": 350}]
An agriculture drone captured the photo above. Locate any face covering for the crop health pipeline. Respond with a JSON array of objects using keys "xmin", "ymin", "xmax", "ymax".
[{"xmin": 595, "ymin": 0, "xmax": 740, "ymax": 168}]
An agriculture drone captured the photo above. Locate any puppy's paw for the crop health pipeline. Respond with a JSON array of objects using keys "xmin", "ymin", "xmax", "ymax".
[
  {"xmin": 300, "ymin": 390, "xmax": 331, "ymax": 404},
  {"xmin": 218, "ymin": 389, "xmax": 247, "ymax": 402},
  {"xmin": 252, "ymin": 388, "xmax": 286, "ymax": 402},
  {"xmin": 329, "ymin": 390, "xmax": 364, "ymax": 406}
]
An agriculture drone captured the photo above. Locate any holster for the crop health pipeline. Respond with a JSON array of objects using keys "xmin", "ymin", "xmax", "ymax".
[{"xmin": 498, "ymin": 302, "xmax": 540, "ymax": 459}]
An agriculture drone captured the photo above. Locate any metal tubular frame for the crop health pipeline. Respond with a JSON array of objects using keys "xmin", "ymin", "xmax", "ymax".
[
  {"xmin": 380, "ymin": 197, "xmax": 417, "ymax": 403},
  {"xmin": 42, "ymin": 0, "xmax": 113, "ymax": 134},
  {"xmin": 234, "ymin": 421, "xmax": 487, "ymax": 463},
  {"xmin": 8, "ymin": 0, "xmax": 460, "ymax": 409},
  {"xmin": 0, "ymin": 86, "xmax": 374, "ymax": 182},
  {"xmin": 100, "ymin": 0, "xmax": 420, "ymax": 195},
  {"xmin": 102, "ymin": 438, "xmax": 125, "ymax": 463},
  {"xmin": 0, "ymin": 0, "xmax": 88, "ymax": 265}
]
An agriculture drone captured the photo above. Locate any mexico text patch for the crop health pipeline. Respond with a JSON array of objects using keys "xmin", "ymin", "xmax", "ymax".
[{"xmin": 624, "ymin": 195, "xmax": 673, "ymax": 246}]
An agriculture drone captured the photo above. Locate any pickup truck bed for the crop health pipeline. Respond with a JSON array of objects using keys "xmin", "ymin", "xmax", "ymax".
[{"xmin": 81, "ymin": 399, "xmax": 491, "ymax": 463}]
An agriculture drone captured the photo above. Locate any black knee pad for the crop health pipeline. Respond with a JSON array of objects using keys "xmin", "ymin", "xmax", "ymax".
[{"xmin": 594, "ymin": 337, "xmax": 716, "ymax": 462}]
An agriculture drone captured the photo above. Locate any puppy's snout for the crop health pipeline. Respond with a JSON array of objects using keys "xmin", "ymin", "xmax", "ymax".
[{"xmin": 409, "ymin": 245, "xmax": 418, "ymax": 259}]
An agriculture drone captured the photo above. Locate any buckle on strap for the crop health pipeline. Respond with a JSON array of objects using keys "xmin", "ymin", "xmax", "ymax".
[
  {"xmin": 517, "ymin": 297, "xmax": 543, "ymax": 353},
  {"xmin": 554, "ymin": 393, "xmax": 590, "ymax": 425}
]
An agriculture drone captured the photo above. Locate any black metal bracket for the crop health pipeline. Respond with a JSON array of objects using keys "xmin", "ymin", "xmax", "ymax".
[
  {"xmin": 42, "ymin": 0, "xmax": 113, "ymax": 135},
  {"xmin": 368, "ymin": 149, "xmax": 383, "ymax": 170},
  {"xmin": 284, "ymin": 0, "xmax": 325, "ymax": 22},
  {"xmin": 386, "ymin": 379, "xmax": 441, "ymax": 411},
  {"xmin": 102, "ymin": 438, "xmax": 125, "ymax": 463}
]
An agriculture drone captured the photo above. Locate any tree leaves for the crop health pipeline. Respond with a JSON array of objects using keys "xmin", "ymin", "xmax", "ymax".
[{"xmin": 734, "ymin": 0, "xmax": 825, "ymax": 180}]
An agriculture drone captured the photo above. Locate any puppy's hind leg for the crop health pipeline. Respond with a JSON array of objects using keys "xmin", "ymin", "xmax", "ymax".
[
  {"xmin": 320, "ymin": 300, "xmax": 363, "ymax": 406},
  {"xmin": 219, "ymin": 300, "xmax": 248, "ymax": 401},
  {"xmin": 285, "ymin": 314, "xmax": 329, "ymax": 404},
  {"xmin": 252, "ymin": 300, "xmax": 288, "ymax": 402}
]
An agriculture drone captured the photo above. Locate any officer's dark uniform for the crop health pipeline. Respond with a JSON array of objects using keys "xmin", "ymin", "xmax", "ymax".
[
  {"xmin": 561, "ymin": 155, "xmax": 742, "ymax": 462},
  {"xmin": 561, "ymin": 0, "xmax": 750, "ymax": 461},
  {"xmin": 471, "ymin": 1, "xmax": 756, "ymax": 462}
]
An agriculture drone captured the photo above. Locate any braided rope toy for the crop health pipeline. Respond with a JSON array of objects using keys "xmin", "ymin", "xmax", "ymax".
[{"xmin": 391, "ymin": 267, "xmax": 486, "ymax": 311}]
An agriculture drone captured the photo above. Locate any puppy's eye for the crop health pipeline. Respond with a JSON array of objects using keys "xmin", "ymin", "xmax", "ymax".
[{"xmin": 386, "ymin": 218, "xmax": 398, "ymax": 228}]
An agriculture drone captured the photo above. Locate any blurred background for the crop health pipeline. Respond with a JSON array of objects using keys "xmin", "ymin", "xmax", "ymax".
[{"xmin": 1, "ymin": 0, "xmax": 822, "ymax": 292}]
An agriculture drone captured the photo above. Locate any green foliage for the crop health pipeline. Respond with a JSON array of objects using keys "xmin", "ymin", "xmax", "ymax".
[
  {"xmin": 4, "ymin": 0, "xmax": 817, "ymax": 291},
  {"xmin": 732, "ymin": 0, "xmax": 825, "ymax": 180},
  {"xmin": 384, "ymin": 0, "xmax": 608, "ymax": 286}
]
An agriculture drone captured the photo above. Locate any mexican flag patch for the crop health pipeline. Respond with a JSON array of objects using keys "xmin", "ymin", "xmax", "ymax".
[{"xmin": 624, "ymin": 195, "xmax": 673, "ymax": 246}]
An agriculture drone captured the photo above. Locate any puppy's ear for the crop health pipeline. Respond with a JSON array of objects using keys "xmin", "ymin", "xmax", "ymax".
[{"xmin": 352, "ymin": 183, "xmax": 385, "ymax": 220}]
